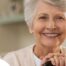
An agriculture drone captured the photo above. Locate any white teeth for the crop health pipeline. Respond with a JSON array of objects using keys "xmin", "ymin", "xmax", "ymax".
[
  {"xmin": 43, "ymin": 33, "xmax": 60, "ymax": 38},
  {"xmin": 45, "ymin": 34, "xmax": 58, "ymax": 36}
]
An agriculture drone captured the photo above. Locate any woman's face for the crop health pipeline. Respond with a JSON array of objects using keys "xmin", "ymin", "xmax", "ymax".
[{"xmin": 30, "ymin": 1, "xmax": 66, "ymax": 48}]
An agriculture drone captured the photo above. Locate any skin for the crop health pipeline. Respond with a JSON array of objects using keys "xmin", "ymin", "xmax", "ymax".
[{"xmin": 28, "ymin": 0, "xmax": 66, "ymax": 66}]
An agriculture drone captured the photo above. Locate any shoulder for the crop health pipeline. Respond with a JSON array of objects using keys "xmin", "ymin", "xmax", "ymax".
[
  {"xmin": 3, "ymin": 50, "xmax": 21, "ymax": 66},
  {"xmin": 15, "ymin": 44, "xmax": 34, "ymax": 56},
  {"xmin": 0, "ymin": 59, "xmax": 10, "ymax": 66},
  {"xmin": 3, "ymin": 44, "xmax": 34, "ymax": 66}
]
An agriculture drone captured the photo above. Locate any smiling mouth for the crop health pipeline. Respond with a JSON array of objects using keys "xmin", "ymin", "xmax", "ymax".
[{"xmin": 42, "ymin": 33, "xmax": 61, "ymax": 38}]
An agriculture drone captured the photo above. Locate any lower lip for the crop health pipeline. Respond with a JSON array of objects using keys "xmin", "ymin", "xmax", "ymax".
[{"xmin": 42, "ymin": 33, "xmax": 61, "ymax": 38}]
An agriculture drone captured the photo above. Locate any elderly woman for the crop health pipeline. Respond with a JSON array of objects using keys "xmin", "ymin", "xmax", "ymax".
[{"xmin": 3, "ymin": 0, "xmax": 66, "ymax": 66}]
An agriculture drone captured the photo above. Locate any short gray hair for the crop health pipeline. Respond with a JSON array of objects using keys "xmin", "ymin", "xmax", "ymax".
[{"xmin": 24, "ymin": 0, "xmax": 66, "ymax": 27}]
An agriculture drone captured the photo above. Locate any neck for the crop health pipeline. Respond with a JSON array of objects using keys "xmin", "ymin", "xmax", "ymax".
[{"xmin": 33, "ymin": 44, "xmax": 60, "ymax": 59}]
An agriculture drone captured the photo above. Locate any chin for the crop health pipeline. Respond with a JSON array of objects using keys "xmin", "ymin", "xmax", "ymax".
[
  {"xmin": 41, "ymin": 40, "xmax": 60, "ymax": 48},
  {"xmin": 43, "ymin": 43, "xmax": 56, "ymax": 48}
]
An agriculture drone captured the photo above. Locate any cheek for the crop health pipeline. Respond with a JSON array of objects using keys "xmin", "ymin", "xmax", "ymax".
[
  {"xmin": 57, "ymin": 22, "xmax": 66, "ymax": 33},
  {"xmin": 61, "ymin": 24, "xmax": 66, "ymax": 35},
  {"xmin": 58, "ymin": 24, "xmax": 66, "ymax": 43},
  {"xmin": 33, "ymin": 21, "xmax": 45, "ymax": 32},
  {"xmin": 32, "ymin": 23, "xmax": 44, "ymax": 39}
]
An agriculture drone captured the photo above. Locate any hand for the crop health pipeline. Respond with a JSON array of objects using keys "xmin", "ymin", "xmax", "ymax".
[
  {"xmin": 41, "ymin": 53, "xmax": 66, "ymax": 66},
  {"xmin": 41, "ymin": 53, "xmax": 54, "ymax": 66}
]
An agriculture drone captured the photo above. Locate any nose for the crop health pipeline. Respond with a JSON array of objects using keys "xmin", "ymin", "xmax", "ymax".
[{"xmin": 46, "ymin": 19, "xmax": 56, "ymax": 31}]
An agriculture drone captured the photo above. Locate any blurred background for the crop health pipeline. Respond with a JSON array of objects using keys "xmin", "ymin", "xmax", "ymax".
[
  {"xmin": 0, "ymin": 0, "xmax": 66, "ymax": 56},
  {"xmin": 0, "ymin": 0, "xmax": 34, "ymax": 56}
]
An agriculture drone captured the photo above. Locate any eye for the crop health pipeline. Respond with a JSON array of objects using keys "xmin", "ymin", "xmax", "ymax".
[
  {"xmin": 56, "ymin": 16, "xmax": 65, "ymax": 21},
  {"xmin": 39, "ymin": 16, "xmax": 49, "ymax": 20}
]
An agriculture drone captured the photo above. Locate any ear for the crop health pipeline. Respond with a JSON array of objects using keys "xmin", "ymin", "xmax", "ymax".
[
  {"xmin": 28, "ymin": 22, "xmax": 34, "ymax": 34},
  {"xmin": 28, "ymin": 26, "xmax": 33, "ymax": 33}
]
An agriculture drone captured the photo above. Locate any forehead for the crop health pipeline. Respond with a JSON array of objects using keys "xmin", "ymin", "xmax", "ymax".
[{"xmin": 35, "ymin": 0, "xmax": 66, "ymax": 16}]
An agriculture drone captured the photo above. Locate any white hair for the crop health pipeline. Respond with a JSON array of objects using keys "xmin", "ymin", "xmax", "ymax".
[
  {"xmin": 24, "ymin": 0, "xmax": 66, "ymax": 27},
  {"xmin": 24, "ymin": 0, "xmax": 37, "ymax": 27}
]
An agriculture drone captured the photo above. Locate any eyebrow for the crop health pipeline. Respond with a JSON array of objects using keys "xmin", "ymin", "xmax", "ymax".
[{"xmin": 39, "ymin": 13, "xmax": 49, "ymax": 16}]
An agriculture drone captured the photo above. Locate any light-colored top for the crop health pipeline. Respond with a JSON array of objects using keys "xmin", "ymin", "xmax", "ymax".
[
  {"xmin": 3, "ymin": 44, "xmax": 66, "ymax": 66},
  {"xmin": 33, "ymin": 52, "xmax": 41, "ymax": 66},
  {"xmin": 0, "ymin": 59, "xmax": 10, "ymax": 66}
]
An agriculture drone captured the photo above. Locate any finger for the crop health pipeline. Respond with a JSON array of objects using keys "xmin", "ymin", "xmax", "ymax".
[
  {"xmin": 59, "ymin": 56, "xmax": 65, "ymax": 66},
  {"xmin": 54, "ymin": 56, "xmax": 59, "ymax": 66},
  {"xmin": 42, "ymin": 53, "xmax": 54, "ymax": 61},
  {"xmin": 41, "ymin": 53, "xmax": 54, "ymax": 64},
  {"xmin": 50, "ymin": 58, "xmax": 56, "ymax": 66},
  {"xmin": 65, "ymin": 55, "xmax": 66, "ymax": 66},
  {"xmin": 59, "ymin": 53, "xmax": 65, "ymax": 57}
]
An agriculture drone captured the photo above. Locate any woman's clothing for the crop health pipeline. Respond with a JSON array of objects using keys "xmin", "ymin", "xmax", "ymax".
[
  {"xmin": 33, "ymin": 51, "xmax": 41, "ymax": 66},
  {"xmin": 0, "ymin": 59, "xmax": 10, "ymax": 66},
  {"xmin": 3, "ymin": 44, "xmax": 66, "ymax": 66}
]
